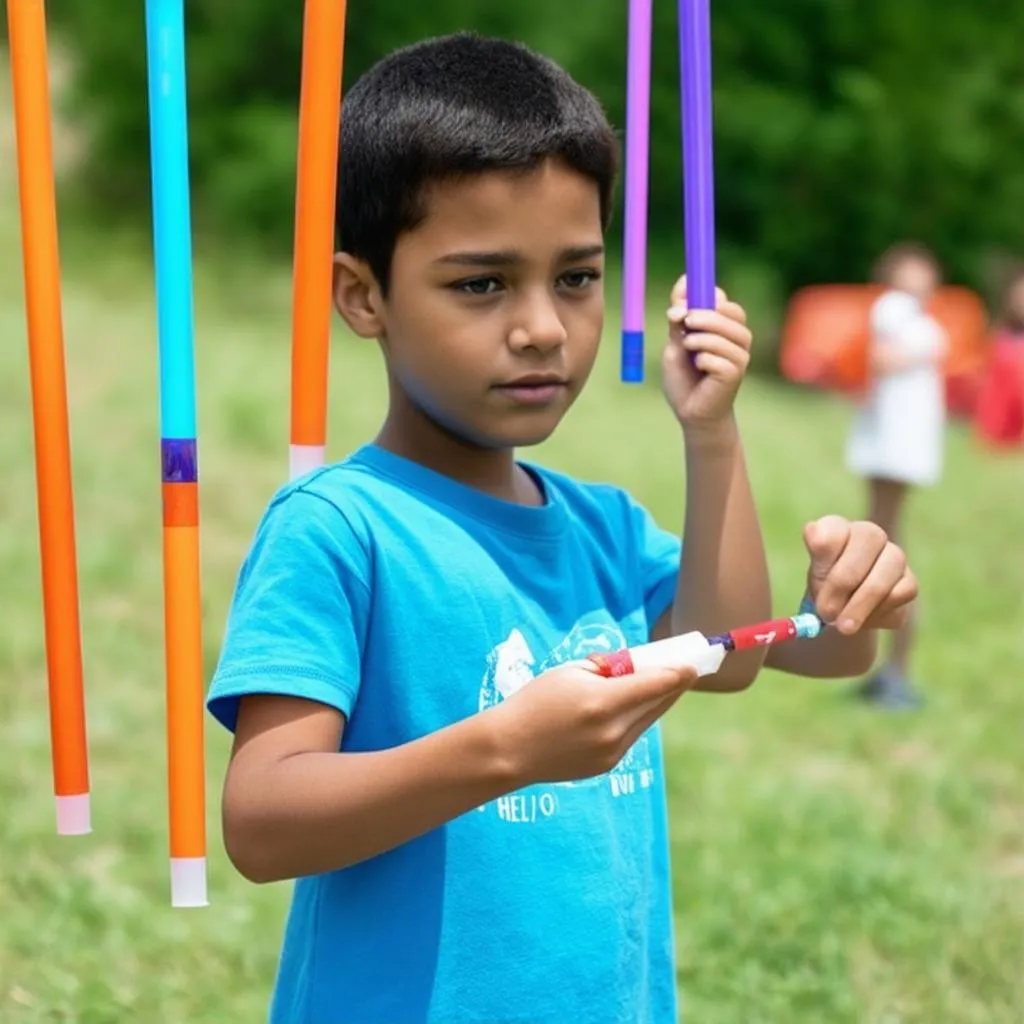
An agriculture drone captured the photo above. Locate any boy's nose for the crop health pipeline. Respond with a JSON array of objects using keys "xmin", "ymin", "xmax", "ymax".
[{"xmin": 508, "ymin": 294, "xmax": 568, "ymax": 353}]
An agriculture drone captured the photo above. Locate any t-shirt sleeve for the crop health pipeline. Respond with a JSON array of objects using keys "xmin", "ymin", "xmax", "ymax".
[
  {"xmin": 626, "ymin": 494, "xmax": 681, "ymax": 626},
  {"xmin": 206, "ymin": 487, "xmax": 370, "ymax": 734}
]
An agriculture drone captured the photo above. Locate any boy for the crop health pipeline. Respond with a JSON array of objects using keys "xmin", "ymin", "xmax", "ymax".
[{"xmin": 207, "ymin": 33, "xmax": 916, "ymax": 1024}]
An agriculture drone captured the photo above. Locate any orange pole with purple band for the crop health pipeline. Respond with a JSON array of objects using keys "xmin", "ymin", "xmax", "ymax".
[
  {"xmin": 289, "ymin": 0, "xmax": 348, "ymax": 480},
  {"xmin": 8, "ymin": 0, "xmax": 92, "ymax": 836}
]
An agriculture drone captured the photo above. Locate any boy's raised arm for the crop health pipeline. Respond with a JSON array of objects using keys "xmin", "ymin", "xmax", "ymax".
[
  {"xmin": 668, "ymin": 416, "xmax": 771, "ymax": 690},
  {"xmin": 651, "ymin": 278, "xmax": 772, "ymax": 691}
]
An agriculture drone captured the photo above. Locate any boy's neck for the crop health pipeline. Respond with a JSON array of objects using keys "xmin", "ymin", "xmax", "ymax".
[{"xmin": 375, "ymin": 399, "xmax": 543, "ymax": 507}]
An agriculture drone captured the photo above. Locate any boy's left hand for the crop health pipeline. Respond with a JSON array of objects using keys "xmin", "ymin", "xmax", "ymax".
[
  {"xmin": 664, "ymin": 274, "xmax": 753, "ymax": 430},
  {"xmin": 803, "ymin": 516, "xmax": 918, "ymax": 634}
]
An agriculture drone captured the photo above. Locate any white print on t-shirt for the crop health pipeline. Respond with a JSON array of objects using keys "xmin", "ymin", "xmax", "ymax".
[{"xmin": 476, "ymin": 613, "xmax": 656, "ymax": 822}]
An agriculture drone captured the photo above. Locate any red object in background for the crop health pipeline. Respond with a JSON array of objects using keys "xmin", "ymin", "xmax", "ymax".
[
  {"xmin": 779, "ymin": 284, "xmax": 991, "ymax": 415},
  {"xmin": 975, "ymin": 330, "xmax": 1024, "ymax": 448}
]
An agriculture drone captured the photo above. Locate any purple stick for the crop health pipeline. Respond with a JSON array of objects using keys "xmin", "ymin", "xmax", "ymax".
[
  {"xmin": 621, "ymin": 0, "xmax": 653, "ymax": 384},
  {"xmin": 679, "ymin": 0, "xmax": 716, "ymax": 311}
]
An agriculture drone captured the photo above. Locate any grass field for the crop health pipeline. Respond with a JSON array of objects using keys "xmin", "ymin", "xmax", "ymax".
[{"xmin": 3, "ymin": 83, "xmax": 1024, "ymax": 1024}]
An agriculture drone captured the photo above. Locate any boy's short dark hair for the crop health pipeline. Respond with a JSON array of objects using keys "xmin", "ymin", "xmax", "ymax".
[{"xmin": 336, "ymin": 32, "xmax": 620, "ymax": 294}]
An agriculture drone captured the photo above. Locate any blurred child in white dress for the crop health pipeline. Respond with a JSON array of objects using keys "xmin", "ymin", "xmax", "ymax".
[{"xmin": 846, "ymin": 243, "xmax": 947, "ymax": 708}]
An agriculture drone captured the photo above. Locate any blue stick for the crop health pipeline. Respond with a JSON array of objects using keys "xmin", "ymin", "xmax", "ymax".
[{"xmin": 145, "ymin": 0, "xmax": 197, "ymax": 444}]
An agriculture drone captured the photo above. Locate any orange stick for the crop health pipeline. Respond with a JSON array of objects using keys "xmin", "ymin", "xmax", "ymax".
[
  {"xmin": 161, "ymin": 495, "xmax": 205, "ymax": 891},
  {"xmin": 289, "ymin": 0, "xmax": 348, "ymax": 480},
  {"xmin": 8, "ymin": 0, "xmax": 91, "ymax": 836}
]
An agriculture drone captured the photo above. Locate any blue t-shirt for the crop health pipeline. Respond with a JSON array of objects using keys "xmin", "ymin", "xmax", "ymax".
[{"xmin": 207, "ymin": 444, "xmax": 683, "ymax": 1024}]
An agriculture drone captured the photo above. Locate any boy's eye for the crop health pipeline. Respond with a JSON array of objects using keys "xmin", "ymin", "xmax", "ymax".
[
  {"xmin": 453, "ymin": 277, "xmax": 502, "ymax": 295},
  {"xmin": 560, "ymin": 268, "xmax": 602, "ymax": 290},
  {"xmin": 450, "ymin": 269, "xmax": 601, "ymax": 296}
]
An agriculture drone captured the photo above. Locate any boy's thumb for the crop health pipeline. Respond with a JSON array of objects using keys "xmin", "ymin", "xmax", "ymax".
[{"xmin": 803, "ymin": 515, "xmax": 850, "ymax": 582}]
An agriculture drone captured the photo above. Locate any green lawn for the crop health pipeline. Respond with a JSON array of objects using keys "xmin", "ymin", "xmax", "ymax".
[{"xmin": 2, "ymin": 108, "xmax": 1024, "ymax": 1024}]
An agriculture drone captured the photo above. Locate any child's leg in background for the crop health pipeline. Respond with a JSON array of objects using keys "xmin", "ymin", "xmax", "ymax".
[{"xmin": 860, "ymin": 477, "xmax": 921, "ymax": 706}]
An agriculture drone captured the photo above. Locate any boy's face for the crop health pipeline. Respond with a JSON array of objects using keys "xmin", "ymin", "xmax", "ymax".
[{"xmin": 337, "ymin": 159, "xmax": 605, "ymax": 450}]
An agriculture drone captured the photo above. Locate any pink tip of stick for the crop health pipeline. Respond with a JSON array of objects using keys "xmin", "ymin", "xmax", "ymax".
[
  {"xmin": 55, "ymin": 793, "xmax": 91, "ymax": 835},
  {"xmin": 289, "ymin": 443, "xmax": 326, "ymax": 480},
  {"xmin": 170, "ymin": 856, "xmax": 208, "ymax": 909}
]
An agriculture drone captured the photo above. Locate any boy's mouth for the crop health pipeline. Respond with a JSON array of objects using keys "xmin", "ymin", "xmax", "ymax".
[{"xmin": 493, "ymin": 373, "xmax": 569, "ymax": 406}]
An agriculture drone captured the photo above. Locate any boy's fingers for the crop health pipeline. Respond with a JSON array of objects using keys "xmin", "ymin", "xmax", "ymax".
[
  {"xmin": 622, "ymin": 689, "xmax": 691, "ymax": 748},
  {"xmin": 723, "ymin": 300, "xmax": 747, "ymax": 324},
  {"xmin": 617, "ymin": 664, "xmax": 699, "ymax": 708},
  {"xmin": 670, "ymin": 275, "xmax": 727, "ymax": 309},
  {"xmin": 812, "ymin": 534, "xmax": 880, "ymax": 623},
  {"xmin": 863, "ymin": 569, "xmax": 919, "ymax": 629},
  {"xmin": 827, "ymin": 542, "xmax": 908, "ymax": 633},
  {"xmin": 670, "ymin": 309, "xmax": 753, "ymax": 348},
  {"xmin": 690, "ymin": 351, "xmax": 746, "ymax": 380},
  {"xmin": 681, "ymin": 333, "xmax": 753, "ymax": 367},
  {"xmin": 667, "ymin": 306, "xmax": 749, "ymax": 338},
  {"xmin": 803, "ymin": 516, "xmax": 854, "ymax": 590}
]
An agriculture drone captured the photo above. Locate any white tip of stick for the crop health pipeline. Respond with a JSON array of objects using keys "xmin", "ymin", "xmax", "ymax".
[
  {"xmin": 289, "ymin": 444, "xmax": 326, "ymax": 480},
  {"xmin": 170, "ymin": 857, "xmax": 209, "ymax": 908},
  {"xmin": 56, "ymin": 794, "xmax": 92, "ymax": 836}
]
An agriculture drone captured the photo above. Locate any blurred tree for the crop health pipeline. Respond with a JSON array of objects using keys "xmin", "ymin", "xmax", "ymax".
[{"xmin": 44, "ymin": 0, "xmax": 1024, "ymax": 324}]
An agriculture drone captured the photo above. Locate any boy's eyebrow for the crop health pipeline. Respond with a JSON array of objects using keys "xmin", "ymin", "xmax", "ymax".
[
  {"xmin": 434, "ymin": 244, "xmax": 605, "ymax": 267},
  {"xmin": 560, "ymin": 244, "xmax": 605, "ymax": 262}
]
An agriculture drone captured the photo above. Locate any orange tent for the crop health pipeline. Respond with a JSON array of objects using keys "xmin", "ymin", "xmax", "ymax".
[{"xmin": 779, "ymin": 284, "xmax": 991, "ymax": 414}]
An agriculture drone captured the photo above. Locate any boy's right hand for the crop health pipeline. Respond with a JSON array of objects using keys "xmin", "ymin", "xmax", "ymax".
[{"xmin": 493, "ymin": 661, "xmax": 698, "ymax": 786}]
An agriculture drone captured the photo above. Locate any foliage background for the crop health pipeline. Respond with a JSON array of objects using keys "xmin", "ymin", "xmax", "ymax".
[{"xmin": 36, "ymin": 0, "xmax": 1024, "ymax": 319}]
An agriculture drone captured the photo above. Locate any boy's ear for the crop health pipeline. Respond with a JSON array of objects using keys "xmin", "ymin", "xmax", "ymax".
[{"xmin": 333, "ymin": 253, "xmax": 385, "ymax": 338}]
